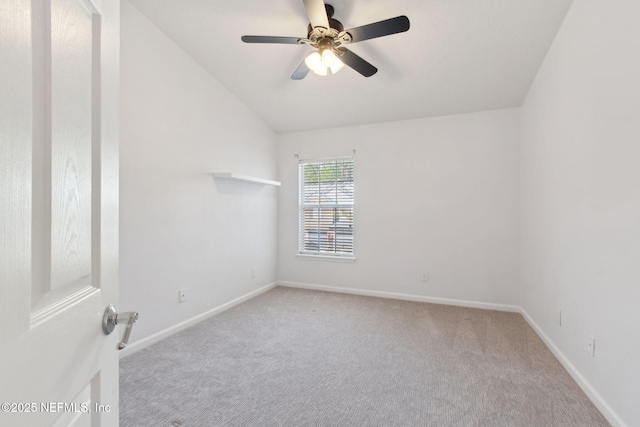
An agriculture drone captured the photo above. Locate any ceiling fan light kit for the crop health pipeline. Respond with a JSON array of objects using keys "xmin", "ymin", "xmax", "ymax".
[
  {"xmin": 305, "ymin": 49, "xmax": 344, "ymax": 76},
  {"xmin": 241, "ymin": 0, "xmax": 410, "ymax": 80}
]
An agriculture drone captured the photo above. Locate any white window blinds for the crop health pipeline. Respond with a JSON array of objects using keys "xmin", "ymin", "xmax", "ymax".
[{"xmin": 299, "ymin": 157, "xmax": 354, "ymax": 257}]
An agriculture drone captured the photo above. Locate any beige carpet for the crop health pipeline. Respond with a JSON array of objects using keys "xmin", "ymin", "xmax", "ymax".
[{"xmin": 120, "ymin": 286, "xmax": 609, "ymax": 426}]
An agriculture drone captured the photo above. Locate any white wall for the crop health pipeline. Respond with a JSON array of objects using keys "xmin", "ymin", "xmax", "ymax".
[
  {"xmin": 520, "ymin": 0, "xmax": 640, "ymax": 425},
  {"xmin": 120, "ymin": 1, "xmax": 278, "ymax": 343},
  {"xmin": 278, "ymin": 109, "xmax": 520, "ymax": 306}
]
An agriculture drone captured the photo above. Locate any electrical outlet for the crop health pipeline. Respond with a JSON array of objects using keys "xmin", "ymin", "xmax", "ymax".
[
  {"xmin": 179, "ymin": 290, "xmax": 187, "ymax": 303},
  {"xmin": 421, "ymin": 272, "xmax": 428, "ymax": 282},
  {"xmin": 556, "ymin": 310, "xmax": 562, "ymax": 327},
  {"xmin": 587, "ymin": 335, "xmax": 595, "ymax": 357},
  {"xmin": 251, "ymin": 267, "xmax": 256, "ymax": 278}
]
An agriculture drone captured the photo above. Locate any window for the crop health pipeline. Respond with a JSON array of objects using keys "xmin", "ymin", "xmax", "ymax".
[{"xmin": 299, "ymin": 157, "xmax": 354, "ymax": 257}]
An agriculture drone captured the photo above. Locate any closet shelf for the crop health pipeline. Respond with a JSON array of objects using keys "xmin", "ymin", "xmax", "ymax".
[{"xmin": 212, "ymin": 173, "xmax": 281, "ymax": 186}]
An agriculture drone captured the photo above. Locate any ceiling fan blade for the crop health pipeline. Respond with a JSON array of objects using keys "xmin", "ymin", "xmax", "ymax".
[
  {"xmin": 303, "ymin": 0, "xmax": 330, "ymax": 29},
  {"xmin": 345, "ymin": 16, "xmax": 410, "ymax": 43},
  {"xmin": 291, "ymin": 60, "xmax": 311, "ymax": 80},
  {"xmin": 339, "ymin": 48, "xmax": 377, "ymax": 77},
  {"xmin": 241, "ymin": 36, "xmax": 302, "ymax": 44}
]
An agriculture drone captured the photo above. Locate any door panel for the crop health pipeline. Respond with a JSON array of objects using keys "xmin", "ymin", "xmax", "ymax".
[
  {"xmin": 0, "ymin": 0, "xmax": 33, "ymax": 344},
  {"xmin": 0, "ymin": 0, "xmax": 119, "ymax": 425},
  {"xmin": 51, "ymin": 383, "xmax": 91, "ymax": 427},
  {"xmin": 32, "ymin": 0, "xmax": 97, "ymax": 311},
  {"xmin": 50, "ymin": 0, "xmax": 94, "ymax": 292}
]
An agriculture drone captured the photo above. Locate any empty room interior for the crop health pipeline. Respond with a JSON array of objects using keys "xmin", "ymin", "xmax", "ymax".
[
  {"xmin": 117, "ymin": 0, "xmax": 639, "ymax": 425},
  {"xmin": 3, "ymin": 0, "xmax": 638, "ymax": 426}
]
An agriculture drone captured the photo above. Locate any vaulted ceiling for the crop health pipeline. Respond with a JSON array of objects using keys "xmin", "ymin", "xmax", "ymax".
[{"xmin": 127, "ymin": 0, "xmax": 573, "ymax": 133}]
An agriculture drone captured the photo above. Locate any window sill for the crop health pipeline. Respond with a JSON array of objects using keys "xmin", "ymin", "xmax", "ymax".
[{"xmin": 296, "ymin": 254, "xmax": 356, "ymax": 263}]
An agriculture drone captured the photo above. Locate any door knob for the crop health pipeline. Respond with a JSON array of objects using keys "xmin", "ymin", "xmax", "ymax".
[{"xmin": 103, "ymin": 305, "xmax": 139, "ymax": 350}]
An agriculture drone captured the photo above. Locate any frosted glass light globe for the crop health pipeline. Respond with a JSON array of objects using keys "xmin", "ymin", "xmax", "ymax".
[
  {"xmin": 330, "ymin": 58, "xmax": 344, "ymax": 74},
  {"xmin": 313, "ymin": 64, "xmax": 328, "ymax": 76},
  {"xmin": 322, "ymin": 49, "xmax": 337, "ymax": 67},
  {"xmin": 304, "ymin": 52, "xmax": 322, "ymax": 70}
]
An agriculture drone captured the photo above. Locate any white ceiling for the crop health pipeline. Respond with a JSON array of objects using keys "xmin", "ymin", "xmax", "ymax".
[{"xmin": 127, "ymin": 0, "xmax": 573, "ymax": 134}]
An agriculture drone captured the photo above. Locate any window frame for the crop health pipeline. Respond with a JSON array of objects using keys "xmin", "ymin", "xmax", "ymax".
[{"xmin": 297, "ymin": 156, "xmax": 355, "ymax": 260}]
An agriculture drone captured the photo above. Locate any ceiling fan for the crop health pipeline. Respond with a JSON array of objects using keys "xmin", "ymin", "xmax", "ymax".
[{"xmin": 241, "ymin": 0, "xmax": 410, "ymax": 79}]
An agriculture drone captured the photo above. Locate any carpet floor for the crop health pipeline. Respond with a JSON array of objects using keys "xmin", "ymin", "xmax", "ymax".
[{"xmin": 120, "ymin": 286, "xmax": 609, "ymax": 426}]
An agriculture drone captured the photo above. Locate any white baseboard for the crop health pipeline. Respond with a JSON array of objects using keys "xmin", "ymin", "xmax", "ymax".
[
  {"xmin": 277, "ymin": 280, "xmax": 521, "ymax": 313},
  {"xmin": 119, "ymin": 282, "xmax": 277, "ymax": 358},
  {"xmin": 518, "ymin": 308, "xmax": 627, "ymax": 427}
]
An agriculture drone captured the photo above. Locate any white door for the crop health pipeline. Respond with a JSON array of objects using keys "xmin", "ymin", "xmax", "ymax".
[{"xmin": 0, "ymin": 0, "xmax": 120, "ymax": 426}]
